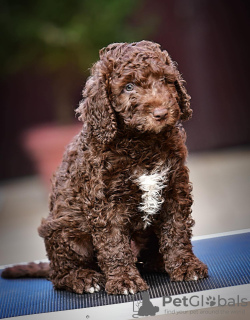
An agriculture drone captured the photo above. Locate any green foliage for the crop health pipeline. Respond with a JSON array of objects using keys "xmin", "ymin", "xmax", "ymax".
[{"xmin": 0, "ymin": 0, "xmax": 153, "ymax": 75}]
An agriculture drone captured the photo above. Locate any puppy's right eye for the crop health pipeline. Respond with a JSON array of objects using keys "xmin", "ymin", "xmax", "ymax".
[{"xmin": 125, "ymin": 83, "xmax": 134, "ymax": 92}]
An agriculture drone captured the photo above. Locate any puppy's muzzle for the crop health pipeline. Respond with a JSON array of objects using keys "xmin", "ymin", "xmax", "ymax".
[{"xmin": 152, "ymin": 108, "xmax": 168, "ymax": 121}]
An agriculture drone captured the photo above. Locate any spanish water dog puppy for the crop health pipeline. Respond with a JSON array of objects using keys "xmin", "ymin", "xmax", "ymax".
[{"xmin": 2, "ymin": 41, "xmax": 208, "ymax": 295}]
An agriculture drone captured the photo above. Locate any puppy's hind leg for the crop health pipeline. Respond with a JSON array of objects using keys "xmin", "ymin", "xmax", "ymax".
[{"xmin": 41, "ymin": 228, "xmax": 105, "ymax": 294}]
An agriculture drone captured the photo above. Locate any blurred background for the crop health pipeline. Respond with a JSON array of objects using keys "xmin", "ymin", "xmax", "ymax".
[{"xmin": 0, "ymin": 0, "xmax": 249, "ymax": 265}]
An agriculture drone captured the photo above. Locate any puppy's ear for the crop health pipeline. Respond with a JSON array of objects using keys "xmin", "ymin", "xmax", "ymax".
[
  {"xmin": 174, "ymin": 79, "xmax": 192, "ymax": 121},
  {"xmin": 76, "ymin": 62, "xmax": 117, "ymax": 144},
  {"xmin": 164, "ymin": 51, "xmax": 193, "ymax": 121}
]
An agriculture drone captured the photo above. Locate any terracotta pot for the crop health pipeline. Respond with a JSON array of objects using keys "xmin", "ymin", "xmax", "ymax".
[{"xmin": 23, "ymin": 123, "xmax": 82, "ymax": 188}]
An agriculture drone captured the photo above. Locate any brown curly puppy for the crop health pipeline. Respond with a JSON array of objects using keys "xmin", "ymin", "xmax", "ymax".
[{"xmin": 2, "ymin": 41, "xmax": 208, "ymax": 295}]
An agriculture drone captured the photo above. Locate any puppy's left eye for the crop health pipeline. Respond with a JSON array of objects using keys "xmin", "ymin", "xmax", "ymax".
[{"xmin": 125, "ymin": 83, "xmax": 134, "ymax": 91}]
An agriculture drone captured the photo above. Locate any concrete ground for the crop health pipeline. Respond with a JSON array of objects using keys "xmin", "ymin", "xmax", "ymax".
[{"xmin": 0, "ymin": 147, "xmax": 249, "ymax": 266}]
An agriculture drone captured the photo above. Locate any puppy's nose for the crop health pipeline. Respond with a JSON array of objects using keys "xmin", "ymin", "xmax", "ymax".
[{"xmin": 153, "ymin": 108, "xmax": 168, "ymax": 120}]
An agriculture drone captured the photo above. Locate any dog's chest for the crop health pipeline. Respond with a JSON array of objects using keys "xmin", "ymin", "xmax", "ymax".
[{"xmin": 134, "ymin": 167, "xmax": 170, "ymax": 228}]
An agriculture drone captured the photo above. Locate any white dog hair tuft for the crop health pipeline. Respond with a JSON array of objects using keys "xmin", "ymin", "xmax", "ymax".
[{"xmin": 136, "ymin": 167, "xmax": 170, "ymax": 228}]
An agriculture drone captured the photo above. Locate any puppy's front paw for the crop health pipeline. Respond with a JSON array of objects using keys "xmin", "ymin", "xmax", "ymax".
[
  {"xmin": 105, "ymin": 272, "xmax": 149, "ymax": 295},
  {"xmin": 169, "ymin": 256, "xmax": 208, "ymax": 282}
]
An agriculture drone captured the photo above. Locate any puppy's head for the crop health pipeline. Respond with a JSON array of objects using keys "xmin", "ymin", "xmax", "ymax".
[{"xmin": 76, "ymin": 41, "xmax": 192, "ymax": 143}]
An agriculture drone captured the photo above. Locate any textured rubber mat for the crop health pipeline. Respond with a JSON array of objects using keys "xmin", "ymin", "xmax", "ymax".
[{"xmin": 0, "ymin": 232, "xmax": 250, "ymax": 319}]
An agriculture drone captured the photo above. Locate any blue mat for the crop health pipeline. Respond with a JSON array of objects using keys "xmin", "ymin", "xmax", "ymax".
[{"xmin": 1, "ymin": 232, "xmax": 250, "ymax": 319}]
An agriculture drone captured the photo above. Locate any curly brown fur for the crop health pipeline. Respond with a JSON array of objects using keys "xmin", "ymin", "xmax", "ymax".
[
  {"xmin": 1, "ymin": 262, "xmax": 50, "ymax": 278},
  {"xmin": 2, "ymin": 41, "xmax": 208, "ymax": 294}
]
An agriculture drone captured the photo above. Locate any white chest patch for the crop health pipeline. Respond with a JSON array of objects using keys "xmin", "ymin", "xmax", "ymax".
[{"xmin": 135, "ymin": 167, "xmax": 170, "ymax": 228}]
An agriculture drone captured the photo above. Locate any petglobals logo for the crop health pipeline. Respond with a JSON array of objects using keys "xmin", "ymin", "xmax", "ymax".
[
  {"xmin": 163, "ymin": 294, "xmax": 248, "ymax": 308},
  {"xmin": 131, "ymin": 292, "xmax": 248, "ymax": 318}
]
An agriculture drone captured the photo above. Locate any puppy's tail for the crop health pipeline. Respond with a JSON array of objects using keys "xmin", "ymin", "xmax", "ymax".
[{"xmin": 1, "ymin": 262, "xmax": 50, "ymax": 279}]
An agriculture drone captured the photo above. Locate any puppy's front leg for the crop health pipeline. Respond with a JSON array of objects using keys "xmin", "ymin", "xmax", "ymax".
[
  {"xmin": 159, "ymin": 165, "xmax": 208, "ymax": 281},
  {"xmin": 92, "ymin": 225, "xmax": 148, "ymax": 295}
]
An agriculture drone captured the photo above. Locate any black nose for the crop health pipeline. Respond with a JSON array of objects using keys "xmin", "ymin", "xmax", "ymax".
[{"xmin": 153, "ymin": 108, "xmax": 168, "ymax": 120}]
